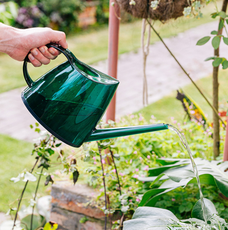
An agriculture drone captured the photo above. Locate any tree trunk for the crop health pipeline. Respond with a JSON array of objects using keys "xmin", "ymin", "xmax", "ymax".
[{"xmin": 213, "ymin": 0, "xmax": 228, "ymax": 159}]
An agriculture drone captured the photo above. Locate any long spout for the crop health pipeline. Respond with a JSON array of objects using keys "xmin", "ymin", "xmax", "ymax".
[{"xmin": 86, "ymin": 123, "xmax": 168, "ymax": 142}]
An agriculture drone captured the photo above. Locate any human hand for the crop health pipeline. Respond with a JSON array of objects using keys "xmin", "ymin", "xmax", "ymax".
[{"xmin": 0, "ymin": 23, "xmax": 68, "ymax": 67}]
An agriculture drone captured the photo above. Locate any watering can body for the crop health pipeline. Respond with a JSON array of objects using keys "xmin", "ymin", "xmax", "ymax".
[
  {"xmin": 22, "ymin": 44, "xmax": 168, "ymax": 147},
  {"xmin": 22, "ymin": 45, "xmax": 119, "ymax": 147}
]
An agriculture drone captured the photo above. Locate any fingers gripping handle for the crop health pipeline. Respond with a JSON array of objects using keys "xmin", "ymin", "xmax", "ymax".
[{"xmin": 23, "ymin": 44, "xmax": 75, "ymax": 88}]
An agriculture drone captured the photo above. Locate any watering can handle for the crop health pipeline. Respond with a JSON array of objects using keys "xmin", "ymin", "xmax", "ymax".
[{"xmin": 23, "ymin": 43, "xmax": 75, "ymax": 88}]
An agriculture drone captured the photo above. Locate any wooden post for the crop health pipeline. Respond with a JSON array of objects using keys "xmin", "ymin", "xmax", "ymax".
[
  {"xmin": 212, "ymin": 0, "xmax": 228, "ymax": 159},
  {"xmin": 106, "ymin": 0, "xmax": 120, "ymax": 122}
]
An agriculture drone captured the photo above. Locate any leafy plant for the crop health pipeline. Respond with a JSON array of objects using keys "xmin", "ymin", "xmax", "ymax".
[
  {"xmin": 0, "ymin": 1, "xmax": 18, "ymax": 25},
  {"xmin": 39, "ymin": 0, "xmax": 85, "ymax": 33},
  {"xmin": 6, "ymin": 123, "xmax": 79, "ymax": 230},
  {"xmin": 138, "ymin": 158, "xmax": 228, "ymax": 221},
  {"xmin": 196, "ymin": 9, "xmax": 228, "ymax": 69},
  {"xmin": 123, "ymin": 203, "xmax": 228, "ymax": 230}
]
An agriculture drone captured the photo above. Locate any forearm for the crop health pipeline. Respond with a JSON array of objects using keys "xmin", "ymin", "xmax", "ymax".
[{"xmin": 0, "ymin": 23, "xmax": 20, "ymax": 55}]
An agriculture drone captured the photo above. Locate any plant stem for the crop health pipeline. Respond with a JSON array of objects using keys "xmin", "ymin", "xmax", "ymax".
[
  {"xmin": 146, "ymin": 19, "xmax": 226, "ymax": 128},
  {"xmin": 12, "ymin": 157, "xmax": 40, "ymax": 230},
  {"xmin": 110, "ymin": 149, "xmax": 122, "ymax": 196},
  {"xmin": 97, "ymin": 142, "xmax": 107, "ymax": 230},
  {"xmin": 30, "ymin": 166, "xmax": 44, "ymax": 230}
]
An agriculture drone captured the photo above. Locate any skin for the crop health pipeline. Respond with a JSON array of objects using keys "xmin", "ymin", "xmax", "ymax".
[{"xmin": 0, "ymin": 23, "xmax": 68, "ymax": 67}]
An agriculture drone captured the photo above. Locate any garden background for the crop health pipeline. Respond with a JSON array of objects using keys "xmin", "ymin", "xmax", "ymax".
[{"xmin": 1, "ymin": 0, "xmax": 228, "ymax": 229}]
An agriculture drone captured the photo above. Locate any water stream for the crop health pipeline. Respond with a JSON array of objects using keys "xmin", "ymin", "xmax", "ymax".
[{"xmin": 167, "ymin": 124, "xmax": 207, "ymax": 223}]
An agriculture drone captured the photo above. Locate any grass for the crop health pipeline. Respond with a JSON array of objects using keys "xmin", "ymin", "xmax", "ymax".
[
  {"xmin": 0, "ymin": 134, "xmax": 58, "ymax": 213},
  {"xmin": 0, "ymin": 1, "xmax": 219, "ymax": 93},
  {"xmin": 137, "ymin": 69, "xmax": 228, "ymax": 123}
]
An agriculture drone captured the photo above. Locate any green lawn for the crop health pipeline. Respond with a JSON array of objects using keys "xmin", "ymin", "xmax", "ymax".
[
  {"xmin": 0, "ymin": 1, "xmax": 218, "ymax": 93},
  {"xmin": 0, "ymin": 134, "xmax": 55, "ymax": 213}
]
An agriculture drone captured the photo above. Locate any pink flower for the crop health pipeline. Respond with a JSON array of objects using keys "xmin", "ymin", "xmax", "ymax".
[
  {"xmin": 130, "ymin": 114, "xmax": 134, "ymax": 118},
  {"xmin": 139, "ymin": 117, "xmax": 143, "ymax": 121},
  {"xmin": 119, "ymin": 173, "xmax": 124, "ymax": 176},
  {"xmin": 129, "ymin": 187, "xmax": 132, "ymax": 190},
  {"xmin": 130, "ymin": 159, "xmax": 132, "ymax": 164},
  {"xmin": 102, "ymin": 159, "xmax": 105, "ymax": 164},
  {"xmin": 172, "ymin": 198, "xmax": 175, "ymax": 201},
  {"xmin": 133, "ymin": 175, "xmax": 139, "ymax": 178},
  {"xmin": 143, "ymin": 166, "xmax": 149, "ymax": 171},
  {"xmin": 94, "ymin": 161, "xmax": 97, "ymax": 165},
  {"xmin": 55, "ymin": 170, "xmax": 61, "ymax": 175},
  {"xmin": 129, "ymin": 199, "xmax": 133, "ymax": 203},
  {"xmin": 139, "ymin": 157, "xmax": 142, "ymax": 160},
  {"xmin": 93, "ymin": 156, "xmax": 96, "ymax": 160},
  {"xmin": 147, "ymin": 155, "xmax": 150, "ymax": 159},
  {"xmin": 112, "ymin": 169, "xmax": 116, "ymax": 173},
  {"xmin": 136, "ymin": 198, "xmax": 140, "ymax": 202},
  {"xmin": 135, "ymin": 168, "xmax": 139, "ymax": 172},
  {"xmin": 134, "ymin": 151, "xmax": 137, "ymax": 154}
]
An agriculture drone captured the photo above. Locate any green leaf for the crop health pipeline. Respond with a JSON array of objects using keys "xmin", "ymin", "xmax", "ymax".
[
  {"xmin": 226, "ymin": 19, "xmax": 228, "ymax": 24},
  {"xmin": 139, "ymin": 159, "xmax": 228, "ymax": 208},
  {"xmin": 191, "ymin": 198, "xmax": 218, "ymax": 221},
  {"xmin": 219, "ymin": 11, "xmax": 227, "ymax": 19},
  {"xmin": 21, "ymin": 214, "xmax": 45, "ymax": 230},
  {"xmin": 45, "ymin": 175, "xmax": 54, "ymax": 186},
  {"xmin": 211, "ymin": 30, "xmax": 218, "ymax": 35},
  {"xmin": 179, "ymin": 205, "xmax": 185, "ymax": 213},
  {"xmin": 204, "ymin": 56, "xmax": 216, "ymax": 61},
  {"xmin": 196, "ymin": 36, "xmax": 211, "ymax": 46},
  {"xmin": 219, "ymin": 19, "xmax": 224, "ymax": 30},
  {"xmin": 47, "ymin": 148, "xmax": 55, "ymax": 156},
  {"xmin": 123, "ymin": 207, "xmax": 179, "ymax": 230},
  {"xmin": 222, "ymin": 60, "xmax": 228, "ymax": 69},
  {"xmin": 212, "ymin": 57, "xmax": 223, "ymax": 67},
  {"xmin": 211, "ymin": 12, "xmax": 219, "ymax": 19},
  {"xmin": 223, "ymin": 37, "xmax": 228, "ymax": 45},
  {"xmin": 212, "ymin": 36, "xmax": 221, "ymax": 49},
  {"xmin": 73, "ymin": 169, "xmax": 79, "ymax": 185}
]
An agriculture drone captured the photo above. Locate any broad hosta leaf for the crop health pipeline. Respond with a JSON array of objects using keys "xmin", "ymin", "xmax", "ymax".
[
  {"xmin": 212, "ymin": 36, "xmax": 221, "ymax": 49},
  {"xmin": 191, "ymin": 198, "xmax": 218, "ymax": 221},
  {"xmin": 139, "ymin": 159, "xmax": 228, "ymax": 207},
  {"xmin": 196, "ymin": 36, "xmax": 211, "ymax": 46},
  {"xmin": 123, "ymin": 207, "xmax": 180, "ymax": 230},
  {"xmin": 123, "ymin": 206, "xmax": 228, "ymax": 230}
]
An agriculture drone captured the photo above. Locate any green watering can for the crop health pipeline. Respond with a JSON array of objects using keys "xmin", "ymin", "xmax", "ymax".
[{"xmin": 22, "ymin": 44, "xmax": 168, "ymax": 147}]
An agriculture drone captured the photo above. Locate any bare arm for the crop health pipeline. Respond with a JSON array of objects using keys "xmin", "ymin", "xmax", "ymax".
[{"xmin": 0, "ymin": 23, "xmax": 68, "ymax": 67}]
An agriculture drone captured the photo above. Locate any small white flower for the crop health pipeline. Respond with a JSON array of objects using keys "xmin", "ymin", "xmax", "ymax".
[
  {"xmin": 121, "ymin": 205, "xmax": 129, "ymax": 213},
  {"xmin": 30, "ymin": 199, "xmax": 36, "ymax": 207},
  {"xmin": 129, "ymin": 0, "xmax": 136, "ymax": 6},
  {"xmin": 23, "ymin": 172, "xmax": 37, "ymax": 182},
  {"xmin": 183, "ymin": 6, "xmax": 192, "ymax": 17},
  {"xmin": 151, "ymin": 0, "xmax": 159, "ymax": 10},
  {"xmin": 10, "ymin": 173, "xmax": 24, "ymax": 183}
]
